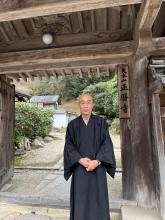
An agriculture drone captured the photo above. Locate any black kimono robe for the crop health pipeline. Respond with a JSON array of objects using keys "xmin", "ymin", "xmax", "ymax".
[{"xmin": 63, "ymin": 113, "xmax": 116, "ymax": 220}]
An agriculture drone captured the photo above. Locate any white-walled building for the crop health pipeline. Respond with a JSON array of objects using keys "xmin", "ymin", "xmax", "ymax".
[{"xmin": 53, "ymin": 109, "xmax": 77, "ymax": 128}]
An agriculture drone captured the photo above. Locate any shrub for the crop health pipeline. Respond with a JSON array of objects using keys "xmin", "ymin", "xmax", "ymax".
[
  {"xmin": 110, "ymin": 118, "xmax": 120, "ymax": 134},
  {"xmin": 15, "ymin": 102, "xmax": 54, "ymax": 140}
]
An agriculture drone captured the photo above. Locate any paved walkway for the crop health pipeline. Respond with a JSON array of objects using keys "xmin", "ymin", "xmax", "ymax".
[
  {"xmin": 1, "ymin": 169, "xmax": 122, "ymax": 207},
  {"xmin": 0, "ymin": 202, "xmax": 121, "ymax": 220}
]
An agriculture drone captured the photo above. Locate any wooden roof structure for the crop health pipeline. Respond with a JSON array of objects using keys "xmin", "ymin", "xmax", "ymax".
[{"xmin": 0, "ymin": 0, "xmax": 165, "ymax": 82}]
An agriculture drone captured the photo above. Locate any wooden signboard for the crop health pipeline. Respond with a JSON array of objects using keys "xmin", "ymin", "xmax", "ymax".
[{"xmin": 117, "ymin": 64, "xmax": 130, "ymax": 118}]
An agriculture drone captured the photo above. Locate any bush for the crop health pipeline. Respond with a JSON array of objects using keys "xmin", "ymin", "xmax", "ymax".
[
  {"xmin": 83, "ymin": 74, "xmax": 119, "ymax": 119},
  {"xmin": 110, "ymin": 118, "xmax": 120, "ymax": 134},
  {"xmin": 15, "ymin": 102, "xmax": 54, "ymax": 140}
]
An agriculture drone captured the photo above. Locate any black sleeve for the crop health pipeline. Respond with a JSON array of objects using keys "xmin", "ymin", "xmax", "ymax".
[
  {"xmin": 95, "ymin": 122, "xmax": 116, "ymax": 178},
  {"xmin": 63, "ymin": 122, "xmax": 82, "ymax": 181}
]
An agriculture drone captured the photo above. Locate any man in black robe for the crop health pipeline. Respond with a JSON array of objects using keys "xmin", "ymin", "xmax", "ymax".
[{"xmin": 63, "ymin": 93, "xmax": 116, "ymax": 220}]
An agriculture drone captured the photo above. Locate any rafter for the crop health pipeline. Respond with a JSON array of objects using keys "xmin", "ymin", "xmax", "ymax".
[
  {"xmin": 26, "ymin": 72, "xmax": 35, "ymax": 81},
  {"xmin": 97, "ymin": 67, "xmax": 101, "ymax": 77},
  {"xmin": 19, "ymin": 72, "xmax": 27, "ymax": 82},
  {"xmin": 78, "ymin": 69, "xmax": 83, "ymax": 78}
]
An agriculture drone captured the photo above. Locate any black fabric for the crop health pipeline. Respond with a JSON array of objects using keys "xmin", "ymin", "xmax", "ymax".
[{"xmin": 63, "ymin": 113, "xmax": 116, "ymax": 220}]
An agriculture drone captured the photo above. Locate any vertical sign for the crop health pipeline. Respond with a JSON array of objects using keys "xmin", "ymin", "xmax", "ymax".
[{"xmin": 117, "ymin": 64, "xmax": 130, "ymax": 118}]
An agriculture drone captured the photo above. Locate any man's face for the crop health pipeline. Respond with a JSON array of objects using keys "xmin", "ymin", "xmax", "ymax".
[{"xmin": 79, "ymin": 95, "xmax": 94, "ymax": 115}]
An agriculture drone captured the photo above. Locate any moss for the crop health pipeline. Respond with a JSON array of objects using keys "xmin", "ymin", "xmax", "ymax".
[{"xmin": 14, "ymin": 155, "xmax": 25, "ymax": 167}]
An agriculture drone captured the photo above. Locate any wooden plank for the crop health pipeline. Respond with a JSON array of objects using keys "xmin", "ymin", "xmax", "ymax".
[
  {"xmin": 12, "ymin": 20, "xmax": 29, "ymax": 39},
  {"xmin": 108, "ymin": 7, "xmax": 121, "ymax": 31},
  {"xmin": 91, "ymin": 11, "xmax": 96, "ymax": 32},
  {"xmin": 0, "ymin": 24, "xmax": 10, "ymax": 42},
  {"xmin": 0, "ymin": 0, "xmax": 143, "ymax": 22},
  {"xmin": 77, "ymin": 12, "xmax": 84, "ymax": 32},
  {"xmin": 151, "ymin": 94, "xmax": 165, "ymax": 218},
  {"xmin": 0, "ymin": 41, "xmax": 133, "ymax": 73}
]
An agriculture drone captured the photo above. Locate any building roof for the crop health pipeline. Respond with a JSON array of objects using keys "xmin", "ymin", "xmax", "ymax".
[
  {"xmin": 15, "ymin": 90, "xmax": 31, "ymax": 99},
  {"xmin": 30, "ymin": 95, "xmax": 60, "ymax": 103}
]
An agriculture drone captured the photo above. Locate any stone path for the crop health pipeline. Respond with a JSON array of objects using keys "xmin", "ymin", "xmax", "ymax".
[
  {"xmin": 1, "ymin": 169, "xmax": 122, "ymax": 206},
  {"xmin": 0, "ymin": 202, "xmax": 121, "ymax": 220}
]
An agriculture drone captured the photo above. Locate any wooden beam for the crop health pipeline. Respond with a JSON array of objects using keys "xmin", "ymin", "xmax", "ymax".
[
  {"xmin": 0, "ymin": 41, "xmax": 133, "ymax": 73},
  {"xmin": 134, "ymin": 0, "xmax": 163, "ymax": 54},
  {"xmin": 0, "ymin": 29, "xmax": 131, "ymax": 53},
  {"xmin": 135, "ymin": 0, "xmax": 162, "ymax": 33},
  {"xmin": 0, "ymin": 0, "xmax": 143, "ymax": 22}
]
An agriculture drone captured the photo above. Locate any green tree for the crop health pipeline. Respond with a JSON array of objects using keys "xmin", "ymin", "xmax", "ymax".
[{"xmin": 82, "ymin": 74, "xmax": 119, "ymax": 119}]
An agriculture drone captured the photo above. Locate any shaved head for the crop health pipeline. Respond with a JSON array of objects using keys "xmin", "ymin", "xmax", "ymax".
[
  {"xmin": 78, "ymin": 93, "xmax": 94, "ymax": 116},
  {"xmin": 78, "ymin": 93, "xmax": 93, "ymax": 104}
]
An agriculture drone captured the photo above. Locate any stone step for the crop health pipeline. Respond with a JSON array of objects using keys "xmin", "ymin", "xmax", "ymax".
[
  {"xmin": 0, "ymin": 191, "xmax": 137, "ymax": 211},
  {"xmin": 121, "ymin": 206, "xmax": 162, "ymax": 220},
  {"xmin": 0, "ymin": 201, "xmax": 121, "ymax": 220}
]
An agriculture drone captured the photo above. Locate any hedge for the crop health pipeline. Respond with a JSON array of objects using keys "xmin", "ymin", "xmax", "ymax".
[{"xmin": 15, "ymin": 102, "xmax": 54, "ymax": 140}]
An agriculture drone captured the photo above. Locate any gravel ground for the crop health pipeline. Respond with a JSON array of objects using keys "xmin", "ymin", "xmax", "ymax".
[{"xmin": 18, "ymin": 132, "xmax": 65, "ymax": 167}]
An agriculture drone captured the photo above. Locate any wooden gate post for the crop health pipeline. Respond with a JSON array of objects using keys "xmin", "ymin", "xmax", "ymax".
[
  {"xmin": 0, "ymin": 75, "xmax": 15, "ymax": 189},
  {"xmin": 121, "ymin": 57, "xmax": 157, "ymax": 208}
]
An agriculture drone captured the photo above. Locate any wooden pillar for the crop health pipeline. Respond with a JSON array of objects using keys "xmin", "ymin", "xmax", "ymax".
[
  {"xmin": 151, "ymin": 93, "xmax": 165, "ymax": 218},
  {"xmin": 0, "ymin": 75, "xmax": 15, "ymax": 189},
  {"xmin": 122, "ymin": 57, "xmax": 157, "ymax": 208}
]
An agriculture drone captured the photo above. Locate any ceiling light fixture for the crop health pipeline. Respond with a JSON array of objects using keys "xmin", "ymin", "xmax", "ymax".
[{"xmin": 42, "ymin": 33, "xmax": 53, "ymax": 45}]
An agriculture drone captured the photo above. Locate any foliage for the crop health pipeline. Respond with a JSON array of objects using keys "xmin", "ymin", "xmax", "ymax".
[
  {"xmin": 59, "ymin": 74, "xmax": 114, "ymax": 101},
  {"xmin": 15, "ymin": 102, "xmax": 54, "ymax": 140},
  {"xmin": 110, "ymin": 118, "xmax": 120, "ymax": 134},
  {"xmin": 30, "ymin": 79, "xmax": 62, "ymax": 96},
  {"xmin": 30, "ymin": 74, "xmax": 114, "ymax": 101},
  {"xmin": 15, "ymin": 135, "xmax": 25, "ymax": 148},
  {"xmin": 82, "ymin": 74, "xmax": 119, "ymax": 119}
]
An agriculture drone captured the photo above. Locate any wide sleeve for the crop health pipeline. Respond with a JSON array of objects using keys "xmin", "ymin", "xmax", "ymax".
[
  {"xmin": 95, "ymin": 121, "xmax": 116, "ymax": 178},
  {"xmin": 63, "ymin": 122, "xmax": 82, "ymax": 181}
]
